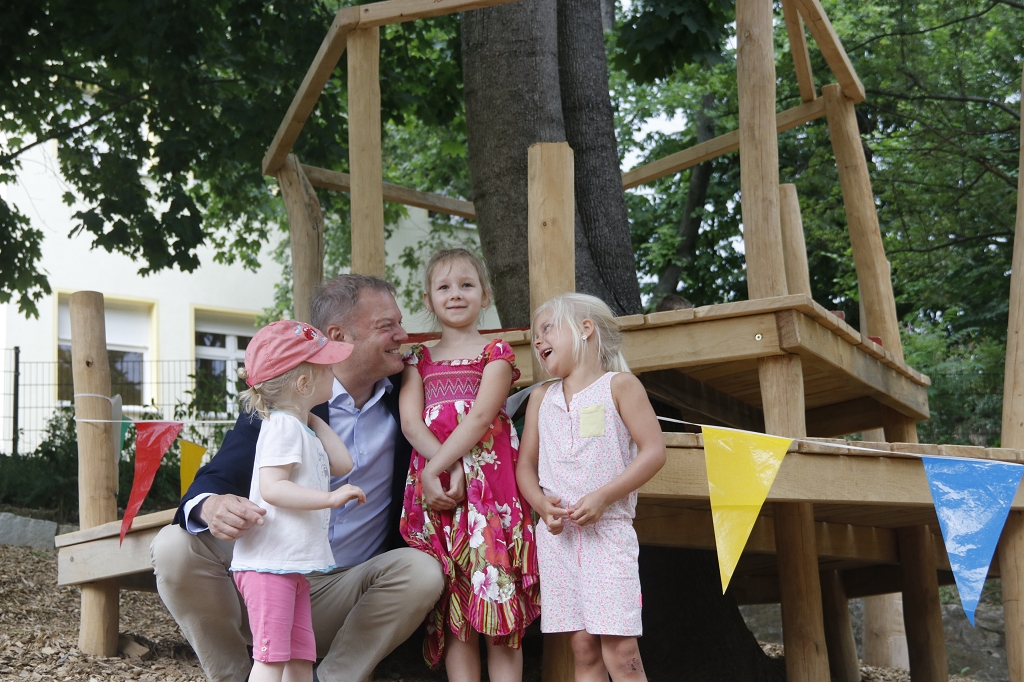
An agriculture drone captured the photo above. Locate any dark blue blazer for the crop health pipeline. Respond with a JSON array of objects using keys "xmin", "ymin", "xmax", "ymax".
[{"xmin": 173, "ymin": 372, "xmax": 413, "ymax": 553}]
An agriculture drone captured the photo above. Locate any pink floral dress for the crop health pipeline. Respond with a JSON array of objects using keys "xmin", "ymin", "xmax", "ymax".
[{"xmin": 400, "ymin": 339, "xmax": 540, "ymax": 667}]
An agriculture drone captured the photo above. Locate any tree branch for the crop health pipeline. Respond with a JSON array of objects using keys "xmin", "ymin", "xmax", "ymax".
[
  {"xmin": 887, "ymin": 231, "xmax": 1014, "ymax": 254},
  {"xmin": 866, "ymin": 89, "xmax": 1021, "ymax": 121},
  {"xmin": 848, "ymin": 2, "xmax": 1002, "ymax": 53},
  {"xmin": 0, "ymin": 92, "xmax": 147, "ymax": 167}
]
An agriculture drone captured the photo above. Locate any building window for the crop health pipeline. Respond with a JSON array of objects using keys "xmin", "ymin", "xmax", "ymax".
[
  {"xmin": 194, "ymin": 321, "xmax": 253, "ymax": 415},
  {"xmin": 56, "ymin": 346, "xmax": 144, "ymax": 405}
]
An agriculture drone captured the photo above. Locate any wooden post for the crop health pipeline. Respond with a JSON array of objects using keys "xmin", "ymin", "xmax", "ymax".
[
  {"xmin": 780, "ymin": 0, "xmax": 817, "ymax": 102},
  {"xmin": 278, "ymin": 155, "xmax": 324, "ymax": 323},
  {"xmin": 860, "ymin": 426, "xmax": 911, "ymax": 671},
  {"xmin": 528, "ymin": 141, "xmax": 575, "ymax": 682},
  {"xmin": 998, "ymin": 62, "xmax": 1024, "ymax": 682},
  {"xmin": 823, "ymin": 83, "xmax": 902, "ymax": 361},
  {"xmin": 528, "ymin": 141, "xmax": 576, "ymax": 383},
  {"xmin": 820, "ymin": 569, "xmax": 860, "ymax": 682},
  {"xmin": 779, "ymin": 183, "xmax": 812, "ymax": 298},
  {"xmin": 69, "ymin": 291, "xmax": 119, "ymax": 656},
  {"xmin": 737, "ymin": 0, "xmax": 786, "ymax": 301},
  {"xmin": 897, "ymin": 525, "xmax": 949, "ymax": 682},
  {"xmin": 347, "ymin": 26, "xmax": 386, "ymax": 278}
]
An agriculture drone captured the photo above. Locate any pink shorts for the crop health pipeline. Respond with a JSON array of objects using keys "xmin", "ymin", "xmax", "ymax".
[{"xmin": 233, "ymin": 571, "xmax": 316, "ymax": 663}]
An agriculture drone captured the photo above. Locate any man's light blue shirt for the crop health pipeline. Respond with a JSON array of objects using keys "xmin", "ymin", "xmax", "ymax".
[{"xmin": 326, "ymin": 376, "xmax": 397, "ymax": 568}]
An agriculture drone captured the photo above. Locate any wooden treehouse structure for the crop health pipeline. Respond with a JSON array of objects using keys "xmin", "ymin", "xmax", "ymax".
[{"xmin": 53, "ymin": 0, "xmax": 1024, "ymax": 681}]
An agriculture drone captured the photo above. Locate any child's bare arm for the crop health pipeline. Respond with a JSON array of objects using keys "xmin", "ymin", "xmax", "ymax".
[
  {"xmin": 260, "ymin": 464, "xmax": 366, "ymax": 510},
  {"xmin": 399, "ymin": 364, "xmax": 443, "ymax": 458},
  {"xmin": 569, "ymin": 373, "xmax": 666, "ymax": 526},
  {"xmin": 308, "ymin": 413, "xmax": 354, "ymax": 476},
  {"xmin": 515, "ymin": 385, "xmax": 566, "ymax": 534}
]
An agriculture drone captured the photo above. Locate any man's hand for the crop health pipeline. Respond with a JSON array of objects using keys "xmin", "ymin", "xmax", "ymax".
[
  {"xmin": 445, "ymin": 462, "xmax": 466, "ymax": 504},
  {"xmin": 329, "ymin": 484, "xmax": 367, "ymax": 508},
  {"xmin": 537, "ymin": 495, "xmax": 567, "ymax": 535},
  {"xmin": 421, "ymin": 462, "xmax": 457, "ymax": 511},
  {"xmin": 568, "ymin": 490, "xmax": 610, "ymax": 527},
  {"xmin": 199, "ymin": 494, "xmax": 266, "ymax": 541}
]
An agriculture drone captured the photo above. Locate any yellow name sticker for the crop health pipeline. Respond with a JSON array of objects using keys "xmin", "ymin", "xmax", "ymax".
[{"xmin": 579, "ymin": 404, "xmax": 606, "ymax": 437}]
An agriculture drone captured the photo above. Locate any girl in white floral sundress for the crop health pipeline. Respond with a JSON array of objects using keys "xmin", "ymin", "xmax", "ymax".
[{"xmin": 516, "ymin": 293, "xmax": 666, "ymax": 682}]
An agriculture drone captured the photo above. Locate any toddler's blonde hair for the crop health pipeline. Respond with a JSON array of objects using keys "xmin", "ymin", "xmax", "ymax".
[
  {"xmin": 237, "ymin": 362, "xmax": 322, "ymax": 421},
  {"xmin": 532, "ymin": 293, "xmax": 629, "ymax": 373}
]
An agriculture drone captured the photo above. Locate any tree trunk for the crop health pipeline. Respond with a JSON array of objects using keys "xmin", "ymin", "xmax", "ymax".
[
  {"xmin": 653, "ymin": 94, "xmax": 715, "ymax": 302},
  {"xmin": 640, "ymin": 547, "xmax": 786, "ymax": 681},
  {"xmin": 557, "ymin": 0, "xmax": 642, "ymax": 315},
  {"xmin": 600, "ymin": 0, "xmax": 615, "ymax": 32},
  {"xmin": 463, "ymin": 0, "xmax": 567, "ymax": 327}
]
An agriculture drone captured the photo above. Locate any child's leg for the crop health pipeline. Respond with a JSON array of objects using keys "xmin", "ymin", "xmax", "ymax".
[
  {"xmin": 599, "ymin": 636, "xmax": 646, "ymax": 682},
  {"xmin": 282, "ymin": 659, "xmax": 313, "ymax": 682},
  {"xmin": 569, "ymin": 630, "xmax": 607, "ymax": 682},
  {"xmin": 248, "ymin": 661, "xmax": 287, "ymax": 682},
  {"xmin": 484, "ymin": 635, "xmax": 523, "ymax": 682},
  {"xmin": 444, "ymin": 629, "xmax": 481, "ymax": 682}
]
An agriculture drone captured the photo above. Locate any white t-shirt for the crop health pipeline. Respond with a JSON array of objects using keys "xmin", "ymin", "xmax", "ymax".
[{"xmin": 230, "ymin": 411, "xmax": 336, "ymax": 574}]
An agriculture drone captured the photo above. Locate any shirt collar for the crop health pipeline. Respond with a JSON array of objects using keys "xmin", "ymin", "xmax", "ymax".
[{"xmin": 330, "ymin": 376, "xmax": 393, "ymax": 411}]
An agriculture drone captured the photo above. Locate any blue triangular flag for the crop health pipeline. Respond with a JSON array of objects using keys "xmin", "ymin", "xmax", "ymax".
[{"xmin": 922, "ymin": 456, "xmax": 1024, "ymax": 625}]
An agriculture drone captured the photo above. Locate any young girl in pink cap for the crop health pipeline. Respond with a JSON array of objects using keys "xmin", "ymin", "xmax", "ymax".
[
  {"xmin": 231, "ymin": 320, "xmax": 366, "ymax": 682},
  {"xmin": 517, "ymin": 293, "xmax": 666, "ymax": 682},
  {"xmin": 399, "ymin": 248, "xmax": 540, "ymax": 681}
]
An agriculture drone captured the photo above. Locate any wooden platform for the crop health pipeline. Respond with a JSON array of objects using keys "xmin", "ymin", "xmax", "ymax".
[{"xmin": 488, "ymin": 293, "xmax": 929, "ymax": 436}]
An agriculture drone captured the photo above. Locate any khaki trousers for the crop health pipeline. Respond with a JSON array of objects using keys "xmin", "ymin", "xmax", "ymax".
[{"xmin": 151, "ymin": 524, "xmax": 444, "ymax": 682}]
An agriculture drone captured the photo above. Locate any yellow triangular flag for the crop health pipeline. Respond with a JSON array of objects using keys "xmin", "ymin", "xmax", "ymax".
[
  {"xmin": 179, "ymin": 440, "xmax": 208, "ymax": 498},
  {"xmin": 703, "ymin": 426, "xmax": 792, "ymax": 593}
]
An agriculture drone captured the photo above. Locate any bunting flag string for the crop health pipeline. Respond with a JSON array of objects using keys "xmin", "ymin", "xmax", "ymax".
[
  {"xmin": 922, "ymin": 457, "xmax": 1024, "ymax": 625},
  {"xmin": 179, "ymin": 440, "xmax": 208, "ymax": 498},
  {"xmin": 702, "ymin": 426, "xmax": 792, "ymax": 592},
  {"xmin": 120, "ymin": 421, "xmax": 183, "ymax": 544}
]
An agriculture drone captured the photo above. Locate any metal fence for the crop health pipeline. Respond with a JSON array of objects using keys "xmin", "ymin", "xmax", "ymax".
[{"xmin": 0, "ymin": 348, "xmax": 239, "ymax": 456}]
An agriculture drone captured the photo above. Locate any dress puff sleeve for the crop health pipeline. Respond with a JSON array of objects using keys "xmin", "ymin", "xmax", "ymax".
[
  {"xmin": 482, "ymin": 339, "xmax": 521, "ymax": 384},
  {"xmin": 403, "ymin": 344, "xmax": 424, "ymax": 366}
]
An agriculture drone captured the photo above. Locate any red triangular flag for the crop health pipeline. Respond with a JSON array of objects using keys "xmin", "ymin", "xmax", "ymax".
[{"xmin": 120, "ymin": 421, "xmax": 183, "ymax": 544}]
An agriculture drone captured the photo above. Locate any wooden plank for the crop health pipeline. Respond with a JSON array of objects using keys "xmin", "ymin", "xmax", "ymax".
[
  {"xmin": 623, "ymin": 313, "xmax": 784, "ymax": 374},
  {"xmin": 279, "ymin": 155, "xmax": 325, "ymax": 323},
  {"xmin": 806, "ymin": 397, "xmax": 882, "ymax": 437},
  {"xmin": 621, "ymin": 99, "xmax": 826, "ymax": 190},
  {"xmin": 781, "ymin": 0, "xmax": 817, "ymax": 102},
  {"xmin": 348, "ymin": 26, "xmax": 386, "ymax": 277},
  {"xmin": 617, "ymin": 314, "xmax": 647, "ymax": 330},
  {"xmin": 355, "ymin": 0, "xmax": 519, "ymax": 28},
  {"xmin": 262, "ymin": 7, "xmax": 361, "ymax": 176},
  {"xmin": 792, "ymin": 0, "xmax": 865, "ymax": 103},
  {"xmin": 55, "ymin": 508, "xmax": 176, "ymax": 548},
  {"xmin": 58, "ymin": 526, "xmax": 163, "ymax": 586},
  {"xmin": 777, "ymin": 309, "xmax": 930, "ymax": 420},
  {"xmin": 643, "ymin": 307, "xmax": 695, "ymax": 328},
  {"xmin": 640, "ymin": 369, "xmax": 765, "ymax": 432},
  {"xmin": 528, "ymin": 142, "xmax": 575, "ymax": 383},
  {"xmin": 301, "ymin": 164, "xmax": 477, "ymax": 220}
]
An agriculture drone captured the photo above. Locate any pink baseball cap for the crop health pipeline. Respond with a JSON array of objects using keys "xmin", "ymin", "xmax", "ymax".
[{"xmin": 244, "ymin": 320, "xmax": 353, "ymax": 387}]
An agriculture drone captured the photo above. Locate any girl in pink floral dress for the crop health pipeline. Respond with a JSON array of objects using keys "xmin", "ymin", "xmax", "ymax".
[{"xmin": 399, "ymin": 248, "xmax": 539, "ymax": 681}]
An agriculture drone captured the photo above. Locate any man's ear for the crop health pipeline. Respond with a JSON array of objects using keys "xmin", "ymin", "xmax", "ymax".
[{"xmin": 325, "ymin": 324, "xmax": 351, "ymax": 343}]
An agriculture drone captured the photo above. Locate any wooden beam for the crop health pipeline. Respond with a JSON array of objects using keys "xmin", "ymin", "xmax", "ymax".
[
  {"xmin": 806, "ymin": 397, "xmax": 883, "ymax": 437},
  {"xmin": 898, "ymin": 525, "xmax": 950, "ymax": 682},
  {"xmin": 1000, "ymin": 512, "xmax": 1024, "ymax": 682},
  {"xmin": 781, "ymin": 0, "xmax": 817, "ymax": 102},
  {"xmin": 348, "ymin": 27, "xmax": 386, "ymax": 277},
  {"xmin": 355, "ymin": 0, "xmax": 519, "ymax": 28},
  {"xmin": 69, "ymin": 291, "xmax": 119, "ymax": 658},
  {"xmin": 863, "ymin": 593, "xmax": 911, "ymax": 669},
  {"xmin": 262, "ymin": 7, "xmax": 361, "ymax": 176},
  {"xmin": 779, "ymin": 184, "xmax": 812, "ymax": 298},
  {"xmin": 821, "ymin": 569, "xmax": 861, "ymax": 682},
  {"xmin": 639, "ymin": 369, "xmax": 765, "ymax": 432},
  {"xmin": 792, "ymin": 0, "xmax": 866, "ymax": 103},
  {"xmin": 279, "ymin": 155, "xmax": 324, "ymax": 323},
  {"xmin": 58, "ymin": 526, "xmax": 164, "ymax": 586},
  {"xmin": 621, "ymin": 99, "xmax": 826, "ymax": 190},
  {"xmin": 301, "ymin": 164, "xmax": 477, "ymax": 220},
  {"xmin": 528, "ymin": 142, "xmax": 575, "ymax": 383},
  {"xmin": 823, "ymin": 84, "xmax": 902, "ymax": 360},
  {"xmin": 55, "ymin": 508, "xmax": 175, "ymax": 548},
  {"xmin": 776, "ymin": 309, "xmax": 930, "ymax": 421}
]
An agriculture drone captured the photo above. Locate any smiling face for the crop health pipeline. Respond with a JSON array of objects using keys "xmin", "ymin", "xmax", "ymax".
[
  {"xmin": 533, "ymin": 309, "xmax": 579, "ymax": 378},
  {"xmin": 424, "ymin": 257, "xmax": 489, "ymax": 331},
  {"xmin": 336, "ymin": 288, "xmax": 409, "ymax": 380}
]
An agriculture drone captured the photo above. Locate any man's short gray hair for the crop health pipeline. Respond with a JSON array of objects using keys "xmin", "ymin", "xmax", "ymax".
[{"xmin": 310, "ymin": 274, "xmax": 397, "ymax": 332}]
